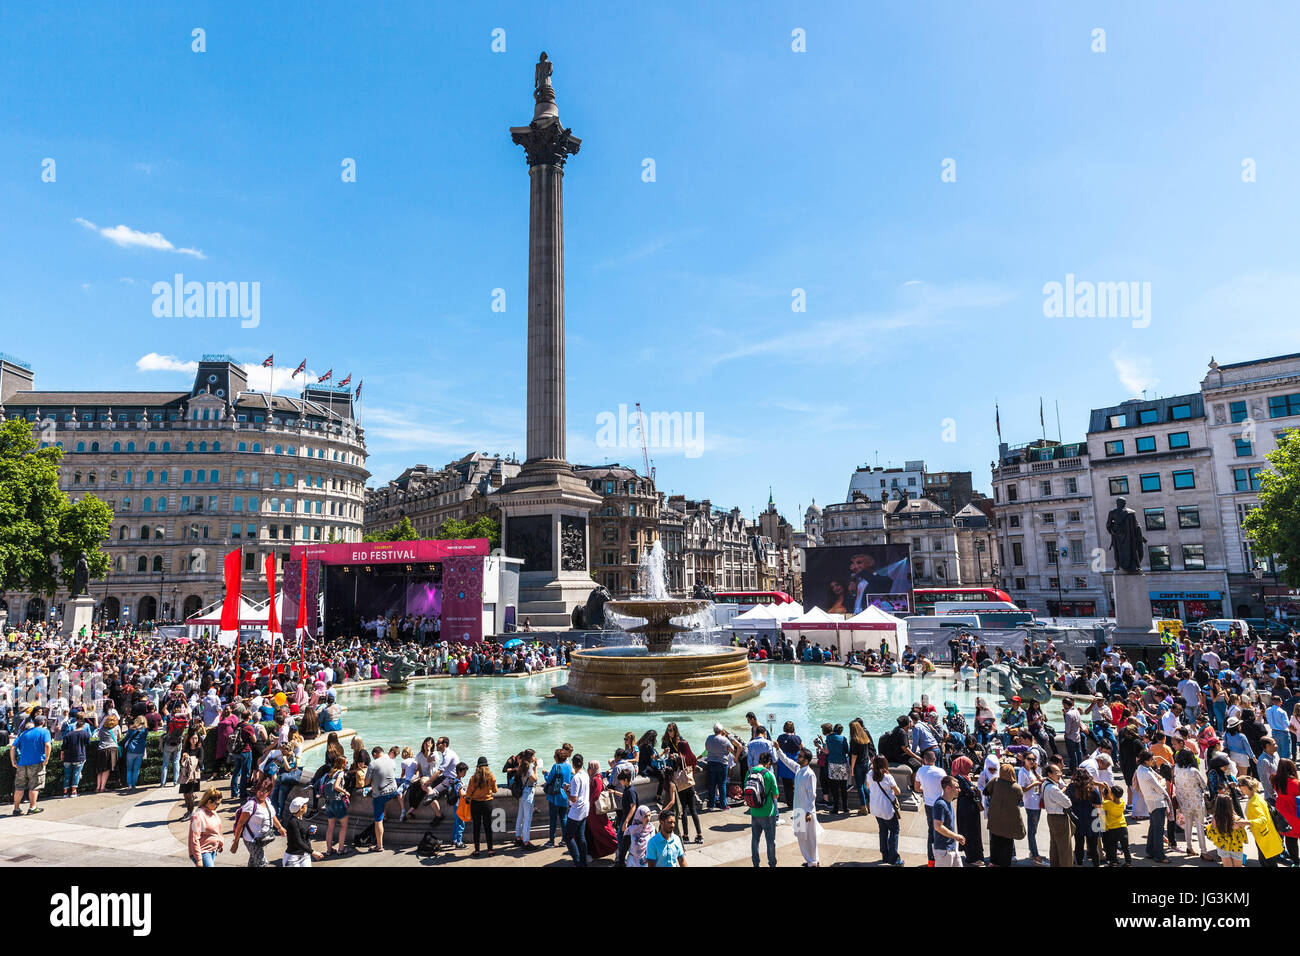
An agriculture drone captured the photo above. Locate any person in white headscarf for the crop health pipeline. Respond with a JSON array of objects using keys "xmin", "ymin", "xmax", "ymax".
[{"xmin": 776, "ymin": 745, "xmax": 822, "ymax": 866}]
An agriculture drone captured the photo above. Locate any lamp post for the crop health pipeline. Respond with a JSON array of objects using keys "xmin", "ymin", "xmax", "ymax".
[
  {"xmin": 172, "ymin": 585, "xmax": 179, "ymax": 623},
  {"xmin": 1253, "ymin": 562, "xmax": 1266, "ymax": 618}
]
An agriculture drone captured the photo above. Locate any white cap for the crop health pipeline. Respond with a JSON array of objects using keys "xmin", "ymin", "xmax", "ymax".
[{"xmin": 289, "ymin": 796, "xmax": 309, "ymax": 813}]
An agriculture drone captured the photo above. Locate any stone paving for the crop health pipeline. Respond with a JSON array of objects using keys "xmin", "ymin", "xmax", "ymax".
[{"xmin": 0, "ymin": 778, "xmax": 1233, "ymax": 868}]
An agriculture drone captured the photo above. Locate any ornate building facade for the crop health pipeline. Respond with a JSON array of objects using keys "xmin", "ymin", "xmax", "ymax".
[
  {"xmin": 363, "ymin": 454, "xmax": 521, "ymax": 539},
  {"xmin": 0, "ymin": 354, "xmax": 369, "ymax": 626},
  {"xmin": 573, "ymin": 464, "xmax": 659, "ymax": 596}
]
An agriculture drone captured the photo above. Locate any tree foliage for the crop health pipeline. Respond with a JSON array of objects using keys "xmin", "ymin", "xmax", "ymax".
[
  {"xmin": 433, "ymin": 514, "xmax": 500, "ymax": 548},
  {"xmin": 1242, "ymin": 428, "xmax": 1300, "ymax": 587},
  {"xmin": 363, "ymin": 516, "xmax": 419, "ymax": 542},
  {"xmin": 0, "ymin": 418, "xmax": 114, "ymax": 596}
]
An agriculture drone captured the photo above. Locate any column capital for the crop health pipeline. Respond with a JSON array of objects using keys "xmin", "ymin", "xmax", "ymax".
[{"xmin": 510, "ymin": 119, "xmax": 581, "ymax": 168}]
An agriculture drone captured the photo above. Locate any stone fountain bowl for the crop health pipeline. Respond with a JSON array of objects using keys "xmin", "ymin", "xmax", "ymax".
[{"xmin": 603, "ymin": 599, "xmax": 710, "ymax": 628}]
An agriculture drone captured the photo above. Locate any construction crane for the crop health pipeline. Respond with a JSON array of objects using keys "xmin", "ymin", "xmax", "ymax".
[{"xmin": 634, "ymin": 402, "xmax": 655, "ymax": 481}]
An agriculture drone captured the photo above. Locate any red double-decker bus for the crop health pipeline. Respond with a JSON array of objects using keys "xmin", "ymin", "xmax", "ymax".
[
  {"xmin": 714, "ymin": 590, "xmax": 794, "ymax": 610},
  {"xmin": 913, "ymin": 586, "xmax": 1014, "ymax": 615}
]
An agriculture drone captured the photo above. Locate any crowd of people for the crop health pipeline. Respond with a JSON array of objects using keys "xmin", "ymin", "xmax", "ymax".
[{"xmin": 1, "ymin": 614, "xmax": 1297, "ymax": 869}]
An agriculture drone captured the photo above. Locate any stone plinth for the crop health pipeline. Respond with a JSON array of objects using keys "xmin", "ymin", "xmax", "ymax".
[
  {"xmin": 62, "ymin": 596, "xmax": 96, "ymax": 638},
  {"xmin": 552, "ymin": 646, "xmax": 764, "ymax": 712},
  {"xmin": 1111, "ymin": 571, "xmax": 1161, "ymax": 645}
]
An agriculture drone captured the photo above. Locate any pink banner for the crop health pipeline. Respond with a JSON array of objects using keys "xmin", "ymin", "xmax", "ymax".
[
  {"xmin": 289, "ymin": 538, "xmax": 489, "ymax": 565},
  {"xmin": 440, "ymin": 556, "xmax": 485, "ymax": 644}
]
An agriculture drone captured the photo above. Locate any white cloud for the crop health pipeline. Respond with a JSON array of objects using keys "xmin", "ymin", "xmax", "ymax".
[
  {"xmin": 706, "ymin": 280, "xmax": 1016, "ymax": 368},
  {"xmin": 136, "ymin": 352, "xmax": 198, "ymax": 374},
  {"xmin": 1110, "ymin": 349, "xmax": 1159, "ymax": 397},
  {"xmin": 364, "ymin": 405, "xmax": 519, "ymax": 453},
  {"xmin": 75, "ymin": 217, "xmax": 206, "ymax": 259}
]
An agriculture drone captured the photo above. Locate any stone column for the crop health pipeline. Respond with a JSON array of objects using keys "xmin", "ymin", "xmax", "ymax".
[{"xmin": 526, "ymin": 162, "xmax": 565, "ymax": 464}]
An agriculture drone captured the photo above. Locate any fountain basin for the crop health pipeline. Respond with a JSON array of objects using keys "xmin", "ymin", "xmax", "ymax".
[
  {"xmin": 602, "ymin": 598, "xmax": 710, "ymax": 653},
  {"xmin": 552, "ymin": 645, "xmax": 764, "ymax": 712}
]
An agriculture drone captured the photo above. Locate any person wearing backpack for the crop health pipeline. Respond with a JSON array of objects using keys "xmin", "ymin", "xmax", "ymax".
[
  {"xmin": 542, "ymin": 748, "xmax": 572, "ymax": 849},
  {"xmin": 159, "ymin": 702, "xmax": 187, "ymax": 787},
  {"xmin": 745, "ymin": 751, "xmax": 780, "ymax": 867},
  {"xmin": 227, "ymin": 715, "xmax": 254, "ymax": 802}
]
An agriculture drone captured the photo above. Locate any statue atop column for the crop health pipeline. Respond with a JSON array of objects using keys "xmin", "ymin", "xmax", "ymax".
[
  {"xmin": 512, "ymin": 52, "xmax": 580, "ymax": 164},
  {"xmin": 534, "ymin": 52, "xmax": 554, "ymax": 99},
  {"xmin": 1105, "ymin": 497, "xmax": 1145, "ymax": 572}
]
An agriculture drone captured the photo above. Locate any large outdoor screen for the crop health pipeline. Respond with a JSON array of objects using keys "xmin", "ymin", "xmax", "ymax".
[{"xmin": 802, "ymin": 544, "xmax": 913, "ymax": 615}]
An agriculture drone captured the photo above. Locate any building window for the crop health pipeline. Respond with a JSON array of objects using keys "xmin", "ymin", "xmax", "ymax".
[
  {"xmin": 1109, "ymin": 477, "xmax": 1129, "ymax": 495},
  {"xmin": 1014, "ymin": 577, "xmax": 1026, "ymax": 590},
  {"xmin": 1144, "ymin": 508, "xmax": 1165, "ymax": 530},
  {"xmin": 1234, "ymin": 438, "xmax": 1252, "ymax": 457},
  {"xmin": 1268, "ymin": 393, "xmax": 1300, "ymax": 418},
  {"xmin": 1139, "ymin": 473, "xmax": 1161, "ymax": 493},
  {"xmin": 1039, "ymin": 480, "xmax": 1051, "ymax": 496},
  {"xmin": 1065, "ymin": 477, "xmax": 1078, "ymax": 494},
  {"xmin": 1006, "ymin": 485, "xmax": 1018, "ymax": 501},
  {"xmin": 1177, "ymin": 506, "xmax": 1200, "ymax": 529},
  {"xmin": 1008, "ymin": 515, "xmax": 1020, "ymax": 528},
  {"xmin": 1042, "ymin": 512, "xmax": 1055, "ymax": 524},
  {"xmin": 1104, "ymin": 440, "xmax": 1124, "ymax": 457},
  {"xmin": 1170, "ymin": 404, "xmax": 1192, "ymax": 420},
  {"xmin": 1137, "ymin": 408, "xmax": 1159, "ymax": 425},
  {"xmin": 1171, "ymin": 470, "xmax": 1195, "ymax": 490},
  {"xmin": 1107, "ymin": 414, "xmax": 1127, "ymax": 429},
  {"xmin": 1233, "ymin": 467, "xmax": 1262, "ymax": 492},
  {"xmin": 1182, "ymin": 544, "xmax": 1206, "ymax": 570},
  {"xmin": 1135, "ymin": 436, "xmax": 1156, "ymax": 453},
  {"xmin": 1149, "ymin": 546, "xmax": 1171, "ymax": 570},
  {"xmin": 1229, "ymin": 401, "xmax": 1248, "ymax": 423},
  {"xmin": 1012, "ymin": 542, "xmax": 1024, "ymax": 566},
  {"xmin": 1045, "ymin": 541, "xmax": 1058, "ymax": 565},
  {"xmin": 1168, "ymin": 431, "xmax": 1190, "ymax": 449}
]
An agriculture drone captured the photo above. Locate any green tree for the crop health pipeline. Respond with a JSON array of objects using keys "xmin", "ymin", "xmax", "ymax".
[
  {"xmin": 363, "ymin": 516, "xmax": 419, "ymax": 542},
  {"xmin": 433, "ymin": 514, "xmax": 500, "ymax": 548},
  {"xmin": 1242, "ymin": 428, "xmax": 1300, "ymax": 587},
  {"xmin": 0, "ymin": 418, "xmax": 114, "ymax": 596}
]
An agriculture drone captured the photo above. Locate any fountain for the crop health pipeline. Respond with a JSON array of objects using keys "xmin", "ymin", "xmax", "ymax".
[{"xmin": 551, "ymin": 542, "xmax": 764, "ymax": 712}]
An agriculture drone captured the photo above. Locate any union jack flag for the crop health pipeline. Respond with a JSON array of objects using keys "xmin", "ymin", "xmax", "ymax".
[
  {"xmin": 261, "ymin": 354, "xmax": 274, "ymax": 368},
  {"xmin": 338, "ymin": 373, "xmax": 351, "ymax": 387},
  {"xmin": 292, "ymin": 359, "xmax": 307, "ymax": 378},
  {"xmin": 317, "ymin": 368, "xmax": 332, "ymax": 383}
]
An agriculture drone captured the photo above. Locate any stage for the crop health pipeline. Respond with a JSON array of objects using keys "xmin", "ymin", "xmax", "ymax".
[{"xmin": 285, "ymin": 539, "xmax": 517, "ymax": 644}]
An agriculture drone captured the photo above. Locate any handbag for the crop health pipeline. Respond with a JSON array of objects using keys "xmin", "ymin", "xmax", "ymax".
[
  {"xmin": 595, "ymin": 787, "xmax": 619, "ymax": 816},
  {"xmin": 828, "ymin": 761, "xmax": 849, "ymax": 782}
]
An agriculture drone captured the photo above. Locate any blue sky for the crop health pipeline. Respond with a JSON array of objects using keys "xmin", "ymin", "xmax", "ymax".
[{"xmin": 3, "ymin": 2, "xmax": 1299, "ymax": 523}]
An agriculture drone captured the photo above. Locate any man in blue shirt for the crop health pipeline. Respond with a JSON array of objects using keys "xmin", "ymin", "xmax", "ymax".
[
  {"xmin": 11, "ymin": 715, "xmax": 52, "ymax": 816},
  {"xmin": 646, "ymin": 810, "xmax": 687, "ymax": 867},
  {"xmin": 932, "ymin": 775, "xmax": 965, "ymax": 867}
]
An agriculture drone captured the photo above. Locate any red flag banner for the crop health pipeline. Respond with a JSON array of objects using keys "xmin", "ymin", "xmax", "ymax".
[
  {"xmin": 265, "ymin": 553, "xmax": 280, "ymax": 635},
  {"xmin": 222, "ymin": 548, "xmax": 242, "ymax": 686},
  {"xmin": 220, "ymin": 548, "xmax": 242, "ymax": 631}
]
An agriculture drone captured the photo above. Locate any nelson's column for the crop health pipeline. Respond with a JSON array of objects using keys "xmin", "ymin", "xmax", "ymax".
[{"xmin": 497, "ymin": 52, "xmax": 602, "ymax": 626}]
